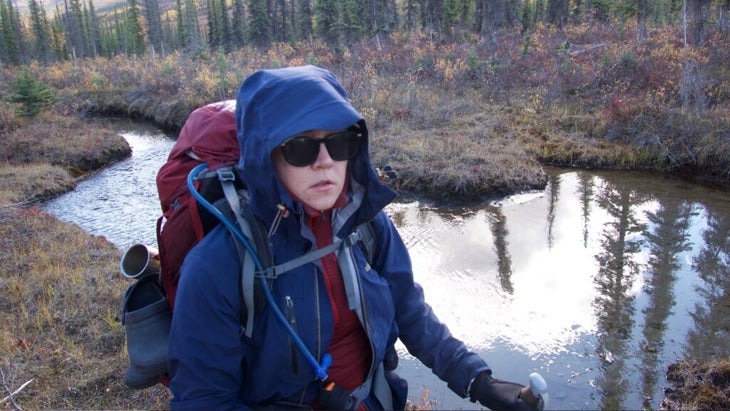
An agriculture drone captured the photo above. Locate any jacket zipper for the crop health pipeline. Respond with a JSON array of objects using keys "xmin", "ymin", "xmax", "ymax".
[
  {"xmin": 284, "ymin": 295, "xmax": 299, "ymax": 376},
  {"xmin": 295, "ymin": 267, "xmax": 321, "ymax": 406}
]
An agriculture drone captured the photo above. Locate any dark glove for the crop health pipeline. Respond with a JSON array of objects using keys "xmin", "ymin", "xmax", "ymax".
[{"xmin": 469, "ymin": 372, "xmax": 539, "ymax": 411}]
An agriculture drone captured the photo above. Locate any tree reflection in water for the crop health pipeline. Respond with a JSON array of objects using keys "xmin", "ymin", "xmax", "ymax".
[
  {"xmin": 687, "ymin": 210, "xmax": 730, "ymax": 362},
  {"xmin": 593, "ymin": 182, "xmax": 647, "ymax": 410},
  {"xmin": 640, "ymin": 200, "xmax": 694, "ymax": 409},
  {"xmin": 487, "ymin": 206, "xmax": 513, "ymax": 294}
]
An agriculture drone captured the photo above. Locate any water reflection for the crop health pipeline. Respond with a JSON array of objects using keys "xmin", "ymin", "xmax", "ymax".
[
  {"xmin": 43, "ymin": 124, "xmax": 176, "ymax": 248},
  {"xmin": 488, "ymin": 207, "xmax": 513, "ymax": 294},
  {"xmin": 593, "ymin": 181, "xmax": 646, "ymax": 410},
  {"xmin": 42, "ymin": 125, "xmax": 730, "ymax": 410},
  {"xmin": 577, "ymin": 172, "xmax": 595, "ymax": 248},
  {"xmin": 686, "ymin": 209, "xmax": 730, "ymax": 362},
  {"xmin": 639, "ymin": 198, "xmax": 694, "ymax": 409},
  {"xmin": 545, "ymin": 171, "xmax": 561, "ymax": 249},
  {"xmin": 391, "ymin": 171, "xmax": 729, "ymax": 410}
]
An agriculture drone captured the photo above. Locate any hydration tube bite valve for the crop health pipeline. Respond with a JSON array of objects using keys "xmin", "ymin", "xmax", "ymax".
[{"xmin": 519, "ymin": 372, "xmax": 549, "ymax": 410}]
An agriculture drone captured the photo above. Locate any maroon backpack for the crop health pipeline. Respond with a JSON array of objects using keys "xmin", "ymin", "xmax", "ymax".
[
  {"xmin": 123, "ymin": 100, "xmax": 271, "ymax": 389},
  {"xmin": 155, "ymin": 100, "xmax": 239, "ymax": 308}
]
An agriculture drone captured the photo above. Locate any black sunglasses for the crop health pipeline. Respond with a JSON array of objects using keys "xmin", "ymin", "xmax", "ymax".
[{"xmin": 279, "ymin": 131, "xmax": 362, "ymax": 167}]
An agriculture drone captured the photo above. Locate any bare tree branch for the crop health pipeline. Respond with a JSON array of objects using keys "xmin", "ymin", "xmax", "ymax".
[{"xmin": 0, "ymin": 367, "xmax": 34, "ymax": 410}]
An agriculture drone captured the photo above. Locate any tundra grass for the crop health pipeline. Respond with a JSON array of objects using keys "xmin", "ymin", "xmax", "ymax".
[{"xmin": 0, "ymin": 207, "xmax": 171, "ymax": 409}]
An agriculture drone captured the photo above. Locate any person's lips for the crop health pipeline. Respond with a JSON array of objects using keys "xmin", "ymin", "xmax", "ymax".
[{"xmin": 311, "ymin": 179, "xmax": 335, "ymax": 191}]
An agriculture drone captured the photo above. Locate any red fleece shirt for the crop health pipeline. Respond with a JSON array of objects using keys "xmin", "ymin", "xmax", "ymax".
[{"xmin": 308, "ymin": 210, "xmax": 372, "ymax": 394}]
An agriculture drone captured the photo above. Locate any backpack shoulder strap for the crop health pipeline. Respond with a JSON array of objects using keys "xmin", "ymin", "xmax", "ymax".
[
  {"xmin": 228, "ymin": 228, "xmax": 256, "ymax": 338},
  {"xmin": 217, "ymin": 167, "xmax": 271, "ymax": 338},
  {"xmin": 355, "ymin": 221, "xmax": 376, "ymax": 266}
]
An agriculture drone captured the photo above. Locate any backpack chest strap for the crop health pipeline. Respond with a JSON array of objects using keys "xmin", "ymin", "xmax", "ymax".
[
  {"xmin": 257, "ymin": 227, "xmax": 365, "ymax": 279},
  {"xmin": 259, "ymin": 241, "xmax": 339, "ymax": 279}
]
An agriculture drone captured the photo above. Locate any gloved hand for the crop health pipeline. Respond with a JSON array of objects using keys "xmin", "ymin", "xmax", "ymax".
[{"xmin": 469, "ymin": 372, "xmax": 539, "ymax": 411}]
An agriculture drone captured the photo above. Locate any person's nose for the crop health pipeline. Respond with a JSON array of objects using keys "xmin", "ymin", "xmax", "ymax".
[{"xmin": 312, "ymin": 141, "xmax": 334, "ymax": 168}]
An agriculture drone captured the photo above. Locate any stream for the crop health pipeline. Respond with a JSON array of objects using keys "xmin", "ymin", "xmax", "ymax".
[{"xmin": 43, "ymin": 120, "xmax": 730, "ymax": 410}]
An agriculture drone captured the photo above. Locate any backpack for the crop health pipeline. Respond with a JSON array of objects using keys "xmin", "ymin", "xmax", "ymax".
[
  {"xmin": 120, "ymin": 100, "xmax": 378, "ymax": 390},
  {"xmin": 155, "ymin": 100, "xmax": 241, "ymax": 309}
]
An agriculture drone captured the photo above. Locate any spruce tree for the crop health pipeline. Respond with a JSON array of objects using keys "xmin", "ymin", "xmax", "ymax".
[
  {"xmin": 6, "ymin": 69, "xmax": 57, "ymax": 118},
  {"xmin": 65, "ymin": 0, "xmax": 86, "ymax": 58},
  {"xmin": 207, "ymin": 0, "xmax": 221, "ymax": 49},
  {"xmin": 404, "ymin": 0, "xmax": 418, "ymax": 31},
  {"xmin": 295, "ymin": 0, "xmax": 313, "ymax": 42},
  {"xmin": 144, "ymin": 0, "xmax": 164, "ymax": 56},
  {"xmin": 313, "ymin": 0, "xmax": 338, "ymax": 45},
  {"xmin": 341, "ymin": 0, "xmax": 365, "ymax": 43},
  {"xmin": 181, "ymin": 0, "xmax": 203, "ymax": 51},
  {"xmin": 1, "ymin": 0, "xmax": 27, "ymax": 65},
  {"xmin": 125, "ymin": 0, "xmax": 146, "ymax": 56},
  {"xmin": 87, "ymin": 0, "xmax": 101, "ymax": 57},
  {"xmin": 175, "ymin": 0, "xmax": 184, "ymax": 47},
  {"xmin": 50, "ymin": 6, "xmax": 69, "ymax": 60},
  {"xmin": 230, "ymin": 0, "xmax": 246, "ymax": 48},
  {"xmin": 1, "ymin": 0, "xmax": 22, "ymax": 65},
  {"xmin": 219, "ymin": 0, "xmax": 232, "ymax": 51},
  {"xmin": 247, "ymin": 0, "xmax": 271, "ymax": 47},
  {"xmin": 28, "ymin": 0, "xmax": 52, "ymax": 63},
  {"xmin": 546, "ymin": 0, "xmax": 569, "ymax": 28}
]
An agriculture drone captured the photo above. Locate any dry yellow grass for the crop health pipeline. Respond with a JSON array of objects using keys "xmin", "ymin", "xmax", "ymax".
[
  {"xmin": 0, "ymin": 207, "xmax": 171, "ymax": 409},
  {"xmin": 0, "ymin": 164, "xmax": 75, "ymax": 206},
  {"xmin": 660, "ymin": 358, "xmax": 730, "ymax": 410},
  {"xmin": 372, "ymin": 113, "xmax": 549, "ymax": 202},
  {"xmin": 0, "ymin": 114, "xmax": 131, "ymax": 174},
  {"xmin": 0, "ymin": 110, "xmax": 167, "ymax": 409}
]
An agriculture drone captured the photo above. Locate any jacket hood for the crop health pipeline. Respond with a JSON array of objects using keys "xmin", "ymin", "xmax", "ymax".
[{"xmin": 235, "ymin": 65, "xmax": 396, "ymax": 231}]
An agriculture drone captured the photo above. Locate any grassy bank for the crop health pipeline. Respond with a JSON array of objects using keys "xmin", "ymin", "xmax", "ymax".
[
  {"xmin": 661, "ymin": 358, "xmax": 730, "ymax": 410},
  {"xmin": 0, "ymin": 207, "xmax": 171, "ymax": 410},
  {"xmin": 0, "ymin": 113, "xmax": 167, "ymax": 409},
  {"xmin": 1, "ymin": 26, "xmax": 729, "ymax": 409}
]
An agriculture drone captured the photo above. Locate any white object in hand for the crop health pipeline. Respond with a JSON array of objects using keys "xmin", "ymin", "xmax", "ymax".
[{"xmin": 519, "ymin": 372, "xmax": 549, "ymax": 410}]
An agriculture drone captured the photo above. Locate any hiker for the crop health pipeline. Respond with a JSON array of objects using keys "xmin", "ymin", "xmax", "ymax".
[{"xmin": 167, "ymin": 65, "xmax": 540, "ymax": 411}]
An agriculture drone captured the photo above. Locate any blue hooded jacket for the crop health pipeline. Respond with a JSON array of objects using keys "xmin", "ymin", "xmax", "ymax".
[{"xmin": 168, "ymin": 66, "xmax": 490, "ymax": 410}]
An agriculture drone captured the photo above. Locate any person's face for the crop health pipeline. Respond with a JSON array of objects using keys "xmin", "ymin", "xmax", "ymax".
[{"xmin": 273, "ymin": 129, "xmax": 350, "ymax": 212}]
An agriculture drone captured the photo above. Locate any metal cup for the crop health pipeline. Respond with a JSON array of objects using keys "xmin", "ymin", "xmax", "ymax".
[{"xmin": 120, "ymin": 244, "xmax": 160, "ymax": 279}]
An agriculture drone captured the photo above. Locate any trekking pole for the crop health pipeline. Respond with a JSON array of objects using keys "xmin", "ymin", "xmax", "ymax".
[
  {"xmin": 187, "ymin": 164, "xmax": 332, "ymax": 380},
  {"xmin": 519, "ymin": 372, "xmax": 549, "ymax": 410}
]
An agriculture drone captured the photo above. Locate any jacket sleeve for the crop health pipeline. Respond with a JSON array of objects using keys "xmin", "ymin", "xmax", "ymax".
[
  {"xmin": 168, "ymin": 228, "xmax": 252, "ymax": 411},
  {"xmin": 372, "ymin": 211, "xmax": 491, "ymax": 397}
]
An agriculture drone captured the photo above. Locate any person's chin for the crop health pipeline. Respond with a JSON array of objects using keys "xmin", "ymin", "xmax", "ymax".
[{"xmin": 305, "ymin": 196, "xmax": 337, "ymax": 212}]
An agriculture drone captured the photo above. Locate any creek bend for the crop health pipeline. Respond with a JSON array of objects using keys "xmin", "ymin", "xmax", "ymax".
[{"xmin": 43, "ymin": 120, "xmax": 730, "ymax": 410}]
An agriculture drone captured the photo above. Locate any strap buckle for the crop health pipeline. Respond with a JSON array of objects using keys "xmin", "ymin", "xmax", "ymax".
[
  {"xmin": 216, "ymin": 167, "xmax": 236, "ymax": 182},
  {"xmin": 345, "ymin": 229, "xmax": 362, "ymax": 247}
]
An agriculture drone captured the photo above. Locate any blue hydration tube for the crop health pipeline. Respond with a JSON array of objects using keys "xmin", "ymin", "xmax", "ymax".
[{"xmin": 186, "ymin": 163, "xmax": 332, "ymax": 380}]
